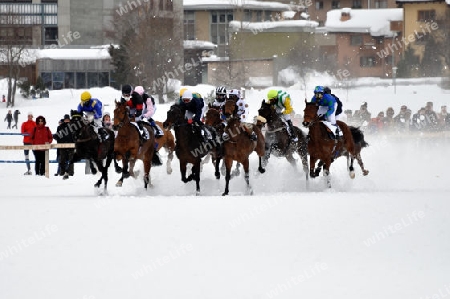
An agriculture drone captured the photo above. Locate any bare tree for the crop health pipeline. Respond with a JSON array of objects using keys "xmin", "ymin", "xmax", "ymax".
[
  {"xmin": 106, "ymin": 2, "xmax": 183, "ymax": 103},
  {"xmin": 0, "ymin": 6, "xmax": 31, "ymax": 107}
]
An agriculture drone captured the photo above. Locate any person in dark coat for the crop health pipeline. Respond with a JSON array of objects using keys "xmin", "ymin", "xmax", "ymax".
[
  {"xmin": 4, "ymin": 110, "xmax": 12, "ymax": 129},
  {"xmin": 53, "ymin": 114, "xmax": 75, "ymax": 176},
  {"xmin": 12, "ymin": 110, "xmax": 20, "ymax": 129}
]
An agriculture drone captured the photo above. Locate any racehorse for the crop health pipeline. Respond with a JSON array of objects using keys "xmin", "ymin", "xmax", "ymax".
[
  {"xmin": 163, "ymin": 104, "xmax": 212, "ymax": 195},
  {"xmin": 302, "ymin": 100, "xmax": 356, "ymax": 188},
  {"xmin": 257, "ymin": 101, "xmax": 309, "ymax": 179},
  {"xmin": 154, "ymin": 120, "xmax": 176, "ymax": 174},
  {"xmin": 113, "ymin": 100, "xmax": 156, "ymax": 189},
  {"xmin": 221, "ymin": 116, "xmax": 265, "ymax": 196},
  {"xmin": 312, "ymin": 126, "xmax": 370, "ymax": 177},
  {"xmin": 204, "ymin": 106, "xmax": 225, "ymax": 179},
  {"xmin": 65, "ymin": 111, "xmax": 115, "ymax": 191}
]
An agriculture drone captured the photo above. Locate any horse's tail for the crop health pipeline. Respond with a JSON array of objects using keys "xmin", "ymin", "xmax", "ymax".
[
  {"xmin": 350, "ymin": 126, "xmax": 369, "ymax": 148},
  {"xmin": 337, "ymin": 121, "xmax": 356, "ymax": 156}
]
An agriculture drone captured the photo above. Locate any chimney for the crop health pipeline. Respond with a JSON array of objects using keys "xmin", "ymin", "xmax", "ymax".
[{"xmin": 340, "ymin": 8, "xmax": 351, "ymax": 22}]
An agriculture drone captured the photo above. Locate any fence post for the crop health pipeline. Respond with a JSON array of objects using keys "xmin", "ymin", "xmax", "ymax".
[{"xmin": 45, "ymin": 142, "xmax": 49, "ymax": 178}]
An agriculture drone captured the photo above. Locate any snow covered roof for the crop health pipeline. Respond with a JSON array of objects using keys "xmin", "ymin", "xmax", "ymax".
[
  {"xmin": 325, "ymin": 8, "xmax": 403, "ymax": 37},
  {"xmin": 184, "ymin": 40, "xmax": 217, "ymax": 50},
  {"xmin": 229, "ymin": 19, "xmax": 319, "ymax": 32},
  {"xmin": 37, "ymin": 48, "xmax": 111, "ymax": 60},
  {"xmin": 396, "ymin": 0, "xmax": 449, "ymax": 3},
  {"xmin": 183, "ymin": 0, "xmax": 296, "ymax": 11}
]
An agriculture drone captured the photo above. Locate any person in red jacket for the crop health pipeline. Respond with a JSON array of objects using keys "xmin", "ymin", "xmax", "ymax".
[
  {"xmin": 21, "ymin": 112, "xmax": 36, "ymax": 175},
  {"xmin": 31, "ymin": 115, "xmax": 53, "ymax": 176}
]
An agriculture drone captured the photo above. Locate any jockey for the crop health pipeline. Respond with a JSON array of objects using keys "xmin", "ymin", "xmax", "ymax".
[
  {"xmin": 228, "ymin": 89, "xmax": 256, "ymax": 141},
  {"xmin": 180, "ymin": 90, "xmax": 213, "ymax": 142},
  {"xmin": 266, "ymin": 89, "xmax": 298, "ymax": 142},
  {"xmin": 211, "ymin": 86, "xmax": 228, "ymax": 118},
  {"xmin": 77, "ymin": 91, "xmax": 108, "ymax": 142},
  {"xmin": 120, "ymin": 84, "xmax": 143, "ymax": 119},
  {"xmin": 311, "ymin": 86, "xmax": 343, "ymax": 138},
  {"xmin": 134, "ymin": 86, "xmax": 164, "ymax": 138}
]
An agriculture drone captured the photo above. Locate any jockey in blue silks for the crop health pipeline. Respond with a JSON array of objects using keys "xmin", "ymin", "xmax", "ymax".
[
  {"xmin": 311, "ymin": 85, "xmax": 343, "ymax": 137},
  {"xmin": 77, "ymin": 90, "xmax": 108, "ymax": 141}
]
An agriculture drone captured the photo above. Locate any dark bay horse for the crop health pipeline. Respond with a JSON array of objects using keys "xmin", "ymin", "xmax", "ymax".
[
  {"xmin": 204, "ymin": 106, "xmax": 225, "ymax": 179},
  {"xmin": 113, "ymin": 100, "xmax": 156, "ymax": 189},
  {"xmin": 221, "ymin": 116, "xmax": 265, "ymax": 196},
  {"xmin": 65, "ymin": 111, "xmax": 115, "ymax": 191},
  {"xmin": 257, "ymin": 101, "xmax": 309, "ymax": 179},
  {"xmin": 302, "ymin": 101, "xmax": 356, "ymax": 188},
  {"xmin": 163, "ymin": 104, "xmax": 212, "ymax": 195}
]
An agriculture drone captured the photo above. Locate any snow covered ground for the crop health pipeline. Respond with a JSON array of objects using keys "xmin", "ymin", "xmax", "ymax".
[{"xmin": 1, "ymin": 78, "xmax": 450, "ymax": 299}]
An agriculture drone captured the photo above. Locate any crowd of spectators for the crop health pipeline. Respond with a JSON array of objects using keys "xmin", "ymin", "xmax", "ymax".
[{"xmin": 342, "ymin": 101, "xmax": 450, "ymax": 134}]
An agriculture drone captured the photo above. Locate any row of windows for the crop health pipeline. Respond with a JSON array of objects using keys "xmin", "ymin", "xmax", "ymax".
[
  {"xmin": 315, "ymin": 0, "xmax": 388, "ymax": 10},
  {"xmin": 40, "ymin": 72, "xmax": 110, "ymax": 90}
]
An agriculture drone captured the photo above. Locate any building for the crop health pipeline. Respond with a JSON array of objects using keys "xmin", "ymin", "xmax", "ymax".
[{"xmin": 320, "ymin": 8, "xmax": 403, "ymax": 78}]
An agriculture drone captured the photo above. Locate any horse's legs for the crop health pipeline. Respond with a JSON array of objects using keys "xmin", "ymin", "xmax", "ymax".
[
  {"xmin": 323, "ymin": 167, "xmax": 331, "ymax": 188},
  {"xmin": 129, "ymin": 159, "xmax": 137, "ymax": 177},
  {"xmin": 232, "ymin": 162, "xmax": 241, "ymax": 177},
  {"xmin": 258, "ymin": 156, "xmax": 266, "ymax": 173},
  {"xmin": 222, "ymin": 157, "xmax": 233, "ymax": 196},
  {"xmin": 166, "ymin": 150, "xmax": 174, "ymax": 175},
  {"xmin": 214, "ymin": 154, "xmax": 221, "ymax": 179},
  {"xmin": 309, "ymin": 156, "xmax": 319, "ymax": 178},
  {"xmin": 315, "ymin": 160, "xmax": 324, "ymax": 177},
  {"xmin": 116, "ymin": 157, "xmax": 129, "ymax": 187},
  {"xmin": 180, "ymin": 161, "xmax": 192, "ymax": 183},
  {"xmin": 143, "ymin": 158, "xmax": 151, "ymax": 189},
  {"xmin": 356, "ymin": 153, "xmax": 369, "ymax": 175},
  {"xmin": 113, "ymin": 152, "xmax": 122, "ymax": 173},
  {"xmin": 347, "ymin": 155, "xmax": 356, "ymax": 179},
  {"xmin": 242, "ymin": 159, "xmax": 253, "ymax": 195},
  {"xmin": 193, "ymin": 161, "xmax": 201, "ymax": 195}
]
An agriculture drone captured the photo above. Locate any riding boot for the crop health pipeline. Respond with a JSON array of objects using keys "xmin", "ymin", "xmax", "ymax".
[
  {"xmin": 286, "ymin": 119, "xmax": 298, "ymax": 142},
  {"xmin": 151, "ymin": 121, "xmax": 164, "ymax": 138}
]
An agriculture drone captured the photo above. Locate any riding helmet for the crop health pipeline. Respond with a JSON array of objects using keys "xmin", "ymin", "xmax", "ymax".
[
  {"xmin": 314, "ymin": 86, "xmax": 324, "ymax": 93},
  {"xmin": 80, "ymin": 91, "xmax": 92, "ymax": 103},
  {"xmin": 134, "ymin": 86, "xmax": 145, "ymax": 96},
  {"xmin": 324, "ymin": 86, "xmax": 331, "ymax": 94},
  {"xmin": 122, "ymin": 84, "xmax": 132, "ymax": 95},
  {"xmin": 267, "ymin": 89, "xmax": 278, "ymax": 100},
  {"xmin": 181, "ymin": 90, "xmax": 193, "ymax": 103},
  {"xmin": 216, "ymin": 86, "xmax": 227, "ymax": 95}
]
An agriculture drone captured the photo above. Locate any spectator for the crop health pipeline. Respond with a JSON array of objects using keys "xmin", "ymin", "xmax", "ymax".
[
  {"xmin": 425, "ymin": 101, "xmax": 439, "ymax": 131},
  {"xmin": 438, "ymin": 105, "xmax": 450, "ymax": 130},
  {"xmin": 353, "ymin": 102, "xmax": 371, "ymax": 127},
  {"xmin": 342, "ymin": 109, "xmax": 353, "ymax": 125},
  {"xmin": 4, "ymin": 110, "xmax": 12, "ymax": 129},
  {"xmin": 384, "ymin": 107, "xmax": 396, "ymax": 131},
  {"xmin": 21, "ymin": 112, "xmax": 36, "ymax": 175},
  {"xmin": 393, "ymin": 105, "xmax": 411, "ymax": 132},
  {"xmin": 12, "ymin": 110, "xmax": 20, "ymax": 129},
  {"xmin": 54, "ymin": 119, "xmax": 63, "ymax": 176},
  {"xmin": 102, "ymin": 112, "xmax": 112, "ymax": 130},
  {"xmin": 53, "ymin": 114, "xmax": 75, "ymax": 176},
  {"xmin": 411, "ymin": 108, "xmax": 427, "ymax": 132},
  {"xmin": 31, "ymin": 115, "xmax": 53, "ymax": 176},
  {"xmin": 368, "ymin": 111, "xmax": 386, "ymax": 134}
]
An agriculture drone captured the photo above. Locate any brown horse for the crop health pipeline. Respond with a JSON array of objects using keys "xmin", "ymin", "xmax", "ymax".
[
  {"xmin": 257, "ymin": 101, "xmax": 309, "ymax": 179},
  {"xmin": 113, "ymin": 100, "xmax": 155, "ymax": 189},
  {"xmin": 154, "ymin": 120, "xmax": 175, "ymax": 174},
  {"xmin": 222, "ymin": 116, "xmax": 265, "ymax": 196},
  {"xmin": 204, "ymin": 106, "xmax": 225, "ymax": 179},
  {"xmin": 163, "ymin": 104, "xmax": 213, "ymax": 195},
  {"xmin": 302, "ymin": 100, "xmax": 356, "ymax": 188}
]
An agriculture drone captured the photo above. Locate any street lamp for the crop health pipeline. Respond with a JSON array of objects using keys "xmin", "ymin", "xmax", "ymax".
[{"xmin": 392, "ymin": 66, "xmax": 398, "ymax": 94}]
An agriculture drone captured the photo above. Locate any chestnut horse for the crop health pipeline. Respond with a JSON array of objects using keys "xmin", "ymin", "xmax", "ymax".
[
  {"xmin": 154, "ymin": 120, "xmax": 176, "ymax": 174},
  {"xmin": 302, "ymin": 101, "xmax": 356, "ymax": 188},
  {"xmin": 222, "ymin": 116, "xmax": 265, "ymax": 196},
  {"xmin": 65, "ymin": 111, "xmax": 115, "ymax": 191},
  {"xmin": 163, "ymin": 104, "xmax": 213, "ymax": 195},
  {"xmin": 257, "ymin": 101, "xmax": 309, "ymax": 179},
  {"xmin": 113, "ymin": 100, "xmax": 155, "ymax": 189}
]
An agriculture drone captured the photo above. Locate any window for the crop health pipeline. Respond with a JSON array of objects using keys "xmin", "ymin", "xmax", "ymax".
[
  {"xmin": 41, "ymin": 72, "xmax": 52, "ymax": 89},
  {"xmin": 374, "ymin": 0, "xmax": 387, "ymax": 8},
  {"xmin": 256, "ymin": 11, "xmax": 262, "ymax": 22},
  {"xmin": 418, "ymin": 10, "xmax": 436, "ymax": 22},
  {"xmin": 44, "ymin": 27, "xmax": 57, "ymax": 45},
  {"xmin": 52, "ymin": 72, "xmax": 64, "ymax": 90},
  {"xmin": 352, "ymin": 0, "xmax": 362, "ymax": 8},
  {"xmin": 315, "ymin": 1, "xmax": 324, "ymax": 10},
  {"xmin": 87, "ymin": 73, "xmax": 99, "ymax": 88},
  {"xmin": 264, "ymin": 11, "xmax": 271, "ymax": 21},
  {"xmin": 184, "ymin": 11, "xmax": 195, "ymax": 40},
  {"xmin": 64, "ymin": 72, "xmax": 74, "ymax": 89},
  {"xmin": 76, "ymin": 72, "xmax": 86, "ymax": 89},
  {"xmin": 360, "ymin": 56, "xmax": 376, "ymax": 67},
  {"xmin": 210, "ymin": 10, "xmax": 233, "ymax": 57},
  {"xmin": 99, "ymin": 72, "xmax": 109, "ymax": 87},
  {"xmin": 351, "ymin": 35, "xmax": 363, "ymax": 46},
  {"xmin": 244, "ymin": 9, "xmax": 252, "ymax": 22},
  {"xmin": 332, "ymin": 1, "xmax": 340, "ymax": 9}
]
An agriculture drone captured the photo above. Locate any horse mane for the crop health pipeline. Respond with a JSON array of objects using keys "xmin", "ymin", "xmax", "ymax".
[{"xmin": 349, "ymin": 126, "xmax": 369, "ymax": 148}]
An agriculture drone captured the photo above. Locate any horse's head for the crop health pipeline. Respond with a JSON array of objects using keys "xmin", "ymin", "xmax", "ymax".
[
  {"xmin": 204, "ymin": 108, "xmax": 222, "ymax": 127},
  {"xmin": 258, "ymin": 100, "xmax": 276, "ymax": 123},
  {"xmin": 302, "ymin": 100, "xmax": 319, "ymax": 127},
  {"xmin": 163, "ymin": 104, "xmax": 184, "ymax": 129},
  {"xmin": 113, "ymin": 100, "xmax": 130, "ymax": 130},
  {"xmin": 223, "ymin": 99, "xmax": 236, "ymax": 118}
]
